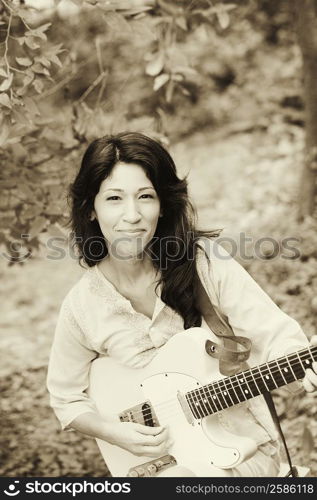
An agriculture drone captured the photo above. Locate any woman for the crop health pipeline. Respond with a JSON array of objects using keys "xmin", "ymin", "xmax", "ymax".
[{"xmin": 47, "ymin": 132, "xmax": 317, "ymax": 477}]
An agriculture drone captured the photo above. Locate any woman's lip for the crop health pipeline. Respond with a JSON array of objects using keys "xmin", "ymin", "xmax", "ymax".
[{"xmin": 117, "ymin": 230, "xmax": 145, "ymax": 234}]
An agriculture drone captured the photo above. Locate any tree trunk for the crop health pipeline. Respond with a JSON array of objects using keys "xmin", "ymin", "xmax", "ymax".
[{"xmin": 294, "ymin": 0, "xmax": 317, "ymax": 220}]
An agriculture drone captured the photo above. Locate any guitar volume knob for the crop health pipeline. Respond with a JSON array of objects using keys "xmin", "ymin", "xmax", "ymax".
[{"xmin": 147, "ymin": 464, "xmax": 158, "ymax": 474}]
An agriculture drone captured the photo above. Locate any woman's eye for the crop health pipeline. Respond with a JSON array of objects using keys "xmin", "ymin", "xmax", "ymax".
[{"xmin": 106, "ymin": 194, "xmax": 154, "ymax": 201}]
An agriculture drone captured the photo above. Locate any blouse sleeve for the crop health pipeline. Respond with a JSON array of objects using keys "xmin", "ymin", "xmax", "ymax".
[
  {"xmin": 200, "ymin": 239, "xmax": 309, "ymax": 383},
  {"xmin": 46, "ymin": 296, "xmax": 99, "ymax": 431}
]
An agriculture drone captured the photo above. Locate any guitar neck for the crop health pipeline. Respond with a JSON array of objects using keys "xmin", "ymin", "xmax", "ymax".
[{"xmin": 186, "ymin": 345, "xmax": 317, "ymax": 419}]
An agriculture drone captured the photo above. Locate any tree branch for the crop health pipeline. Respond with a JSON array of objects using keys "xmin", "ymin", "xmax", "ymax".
[{"xmin": 3, "ymin": 10, "xmax": 12, "ymax": 77}]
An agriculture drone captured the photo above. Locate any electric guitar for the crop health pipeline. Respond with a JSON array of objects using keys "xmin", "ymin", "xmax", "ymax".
[{"xmin": 87, "ymin": 328, "xmax": 315, "ymax": 477}]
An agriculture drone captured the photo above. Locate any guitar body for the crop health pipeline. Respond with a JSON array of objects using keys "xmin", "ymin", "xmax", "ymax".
[{"xmin": 88, "ymin": 328, "xmax": 257, "ymax": 477}]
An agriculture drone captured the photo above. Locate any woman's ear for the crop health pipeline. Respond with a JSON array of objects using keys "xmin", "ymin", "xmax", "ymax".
[{"xmin": 90, "ymin": 210, "xmax": 97, "ymax": 221}]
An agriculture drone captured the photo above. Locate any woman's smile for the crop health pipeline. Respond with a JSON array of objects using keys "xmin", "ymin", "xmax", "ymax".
[{"xmin": 93, "ymin": 162, "xmax": 161, "ymax": 259}]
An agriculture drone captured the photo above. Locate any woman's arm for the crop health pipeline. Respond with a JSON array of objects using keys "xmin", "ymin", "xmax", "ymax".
[
  {"xmin": 47, "ymin": 297, "xmax": 99, "ymax": 430},
  {"xmin": 199, "ymin": 239, "xmax": 316, "ymax": 392},
  {"xmin": 69, "ymin": 411, "xmax": 171, "ymax": 458},
  {"xmin": 47, "ymin": 296, "xmax": 171, "ymax": 456}
]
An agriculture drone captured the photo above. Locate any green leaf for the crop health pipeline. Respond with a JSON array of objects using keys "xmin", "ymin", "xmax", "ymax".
[
  {"xmin": 0, "ymin": 93, "xmax": 12, "ymax": 109},
  {"xmin": 153, "ymin": 73, "xmax": 169, "ymax": 91},
  {"xmin": 145, "ymin": 52, "xmax": 165, "ymax": 76},
  {"xmin": 0, "ymin": 73, "xmax": 13, "ymax": 92},
  {"xmin": 16, "ymin": 57, "xmax": 33, "ymax": 67}
]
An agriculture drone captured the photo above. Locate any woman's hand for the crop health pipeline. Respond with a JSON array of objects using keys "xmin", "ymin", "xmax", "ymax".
[
  {"xmin": 302, "ymin": 335, "xmax": 317, "ymax": 393},
  {"xmin": 105, "ymin": 421, "xmax": 172, "ymax": 457}
]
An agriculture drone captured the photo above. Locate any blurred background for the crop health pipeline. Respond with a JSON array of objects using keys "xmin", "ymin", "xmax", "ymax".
[{"xmin": 0, "ymin": 0, "xmax": 317, "ymax": 476}]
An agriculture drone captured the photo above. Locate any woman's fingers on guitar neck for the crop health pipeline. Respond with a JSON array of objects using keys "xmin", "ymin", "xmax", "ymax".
[{"xmin": 303, "ymin": 364, "xmax": 317, "ymax": 392}]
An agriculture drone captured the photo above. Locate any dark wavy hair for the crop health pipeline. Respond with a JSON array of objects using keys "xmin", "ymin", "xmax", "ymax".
[{"xmin": 68, "ymin": 132, "xmax": 221, "ymax": 329}]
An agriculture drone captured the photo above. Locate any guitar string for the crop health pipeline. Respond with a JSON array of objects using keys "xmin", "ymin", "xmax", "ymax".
[
  {"xmin": 188, "ymin": 346, "xmax": 316, "ymax": 397},
  {"xmin": 132, "ymin": 346, "xmax": 317, "ymax": 419},
  {"xmin": 119, "ymin": 348, "xmax": 316, "ymax": 421},
  {"xmin": 120, "ymin": 359, "xmax": 312, "ymax": 422},
  {"xmin": 117, "ymin": 354, "xmax": 314, "ymax": 422}
]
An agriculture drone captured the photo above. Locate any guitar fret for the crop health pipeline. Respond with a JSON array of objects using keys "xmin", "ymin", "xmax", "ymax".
[
  {"xmin": 238, "ymin": 373, "xmax": 254, "ymax": 400},
  {"xmin": 225, "ymin": 376, "xmax": 241, "ymax": 405},
  {"xmin": 295, "ymin": 352, "xmax": 306, "ymax": 376},
  {"xmin": 208, "ymin": 384, "xmax": 225, "ymax": 412},
  {"xmin": 242, "ymin": 370, "xmax": 261, "ymax": 397},
  {"xmin": 270, "ymin": 360, "xmax": 288, "ymax": 386},
  {"xmin": 202, "ymin": 385, "xmax": 216, "ymax": 415},
  {"xmin": 248, "ymin": 368, "xmax": 262, "ymax": 395},
  {"xmin": 278, "ymin": 359, "xmax": 297, "ymax": 385},
  {"xmin": 223, "ymin": 378, "xmax": 237, "ymax": 405},
  {"xmin": 253, "ymin": 366, "xmax": 270, "ymax": 392},
  {"xmin": 308, "ymin": 346, "xmax": 315, "ymax": 363},
  {"xmin": 184, "ymin": 346, "xmax": 317, "ymax": 420},
  {"xmin": 218, "ymin": 378, "xmax": 235, "ymax": 407},
  {"xmin": 265, "ymin": 363, "xmax": 278, "ymax": 389},
  {"xmin": 285, "ymin": 354, "xmax": 297, "ymax": 382},
  {"xmin": 231, "ymin": 374, "xmax": 248, "ymax": 402},
  {"xmin": 191, "ymin": 389, "xmax": 205, "ymax": 419},
  {"xmin": 197, "ymin": 384, "xmax": 211, "ymax": 417},
  {"xmin": 300, "ymin": 350, "xmax": 314, "ymax": 372},
  {"xmin": 186, "ymin": 392, "xmax": 200, "ymax": 419},
  {"xmin": 212, "ymin": 380, "xmax": 228, "ymax": 410},
  {"xmin": 203, "ymin": 384, "xmax": 219, "ymax": 413}
]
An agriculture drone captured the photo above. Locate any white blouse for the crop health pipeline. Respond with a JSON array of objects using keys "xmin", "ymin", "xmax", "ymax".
[{"xmin": 47, "ymin": 238, "xmax": 308, "ymax": 448}]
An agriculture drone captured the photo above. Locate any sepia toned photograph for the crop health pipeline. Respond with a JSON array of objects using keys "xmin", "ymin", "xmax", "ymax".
[{"xmin": 1, "ymin": 0, "xmax": 317, "ymax": 482}]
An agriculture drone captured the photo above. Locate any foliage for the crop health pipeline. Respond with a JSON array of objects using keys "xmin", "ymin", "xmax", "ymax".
[
  {"xmin": 0, "ymin": 0, "xmax": 311, "ymax": 262},
  {"xmin": 0, "ymin": 0, "xmax": 74, "ymax": 264},
  {"xmin": 0, "ymin": 0, "xmax": 242, "ymax": 263}
]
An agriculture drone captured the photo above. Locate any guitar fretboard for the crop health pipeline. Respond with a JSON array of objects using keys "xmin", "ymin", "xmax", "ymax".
[{"xmin": 185, "ymin": 345, "xmax": 317, "ymax": 419}]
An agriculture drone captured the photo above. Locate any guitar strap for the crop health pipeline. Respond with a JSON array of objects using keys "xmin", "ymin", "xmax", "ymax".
[{"xmin": 195, "ymin": 275, "xmax": 298, "ymax": 477}]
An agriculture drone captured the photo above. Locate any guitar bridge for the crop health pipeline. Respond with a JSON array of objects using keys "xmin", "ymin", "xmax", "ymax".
[
  {"xmin": 127, "ymin": 455, "xmax": 177, "ymax": 477},
  {"xmin": 119, "ymin": 400, "xmax": 159, "ymax": 427}
]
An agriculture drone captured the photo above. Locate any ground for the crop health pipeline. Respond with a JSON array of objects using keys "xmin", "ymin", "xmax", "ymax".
[{"xmin": 1, "ymin": 126, "xmax": 316, "ymax": 477}]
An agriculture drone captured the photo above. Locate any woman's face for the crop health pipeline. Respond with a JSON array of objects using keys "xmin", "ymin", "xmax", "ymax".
[{"xmin": 93, "ymin": 162, "xmax": 161, "ymax": 260}]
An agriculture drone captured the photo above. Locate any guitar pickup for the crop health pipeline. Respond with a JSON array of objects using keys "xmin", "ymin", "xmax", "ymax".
[
  {"xmin": 127, "ymin": 455, "xmax": 177, "ymax": 477},
  {"xmin": 119, "ymin": 400, "xmax": 159, "ymax": 427}
]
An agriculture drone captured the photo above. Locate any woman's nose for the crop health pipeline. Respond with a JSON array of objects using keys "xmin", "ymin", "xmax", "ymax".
[{"xmin": 122, "ymin": 201, "xmax": 141, "ymax": 223}]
